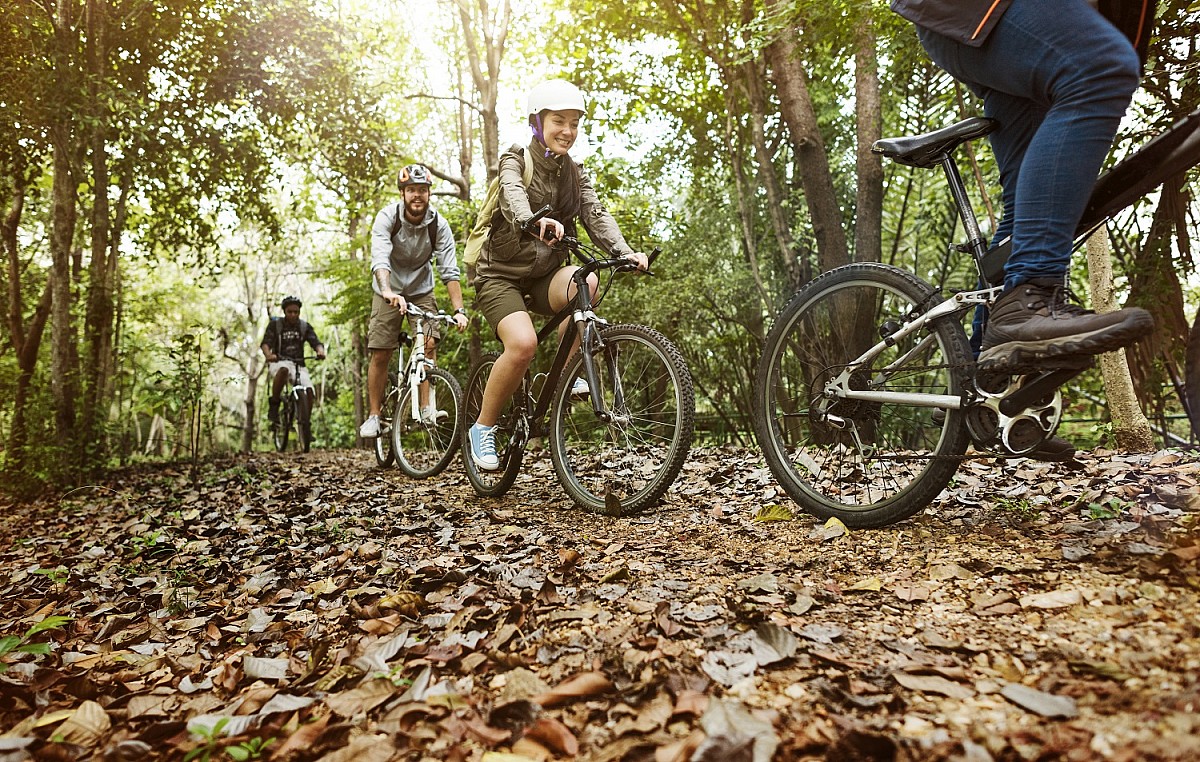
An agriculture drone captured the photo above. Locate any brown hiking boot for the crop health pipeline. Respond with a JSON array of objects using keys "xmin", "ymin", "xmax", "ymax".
[{"xmin": 978, "ymin": 279, "xmax": 1152, "ymax": 374}]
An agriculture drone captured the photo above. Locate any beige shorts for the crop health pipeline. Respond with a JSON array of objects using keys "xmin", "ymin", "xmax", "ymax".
[
  {"xmin": 367, "ymin": 292, "xmax": 440, "ymax": 350},
  {"xmin": 269, "ymin": 360, "xmax": 313, "ymax": 389},
  {"xmin": 474, "ymin": 269, "xmax": 564, "ymax": 333}
]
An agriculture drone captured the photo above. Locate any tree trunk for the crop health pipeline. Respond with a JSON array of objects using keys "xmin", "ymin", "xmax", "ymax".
[
  {"xmin": 740, "ymin": 58, "xmax": 801, "ymax": 293},
  {"xmin": 49, "ymin": 0, "xmax": 82, "ymax": 451},
  {"xmin": 455, "ymin": 0, "xmax": 510, "ymax": 179},
  {"xmin": 764, "ymin": 5, "xmax": 850, "ymax": 276},
  {"xmin": 1085, "ymin": 230, "xmax": 1153, "ymax": 451},
  {"xmin": 3, "ymin": 173, "xmax": 54, "ymax": 482},
  {"xmin": 853, "ymin": 7, "xmax": 883, "ymax": 264},
  {"xmin": 80, "ymin": 0, "xmax": 114, "ymax": 472}
]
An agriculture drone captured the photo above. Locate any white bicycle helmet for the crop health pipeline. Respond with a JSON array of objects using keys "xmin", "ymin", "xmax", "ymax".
[{"xmin": 526, "ymin": 79, "xmax": 587, "ymax": 116}]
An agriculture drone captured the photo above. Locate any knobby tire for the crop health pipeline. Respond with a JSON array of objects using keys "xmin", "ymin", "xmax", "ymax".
[
  {"xmin": 394, "ymin": 367, "xmax": 464, "ymax": 478},
  {"xmin": 549, "ymin": 324, "xmax": 695, "ymax": 515},
  {"xmin": 374, "ymin": 379, "xmax": 398, "ymax": 468},
  {"xmin": 295, "ymin": 391, "xmax": 312, "ymax": 453},
  {"xmin": 462, "ymin": 353, "xmax": 525, "ymax": 497},
  {"xmin": 752, "ymin": 263, "xmax": 973, "ymax": 527},
  {"xmin": 273, "ymin": 397, "xmax": 293, "ymax": 452}
]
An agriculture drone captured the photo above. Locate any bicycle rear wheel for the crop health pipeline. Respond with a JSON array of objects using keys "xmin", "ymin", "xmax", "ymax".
[
  {"xmin": 550, "ymin": 324, "xmax": 695, "ymax": 516},
  {"xmin": 374, "ymin": 382, "xmax": 397, "ymax": 467},
  {"xmin": 752, "ymin": 263, "xmax": 972, "ymax": 527},
  {"xmin": 462, "ymin": 353, "xmax": 525, "ymax": 497},
  {"xmin": 273, "ymin": 397, "xmax": 293, "ymax": 452},
  {"xmin": 394, "ymin": 368, "xmax": 463, "ymax": 478}
]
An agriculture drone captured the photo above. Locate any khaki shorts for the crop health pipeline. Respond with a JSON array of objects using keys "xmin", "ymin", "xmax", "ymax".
[
  {"xmin": 268, "ymin": 361, "xmax": 313, "ymax": 389},
  {"xmin": 367, "ymin": 292, "xmax": 440, "ymax": 350},
  {"xmin": 474, "ymin": 269, "xmax": 564, "ymax": 333}
]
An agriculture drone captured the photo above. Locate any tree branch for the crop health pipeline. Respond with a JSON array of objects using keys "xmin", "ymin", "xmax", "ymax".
[{"xmin": 406, "ymin": 91, "xmax": 483, "ymax": 115}]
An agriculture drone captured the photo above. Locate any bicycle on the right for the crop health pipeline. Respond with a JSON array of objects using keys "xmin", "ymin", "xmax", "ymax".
[{"xmin": 753, "ymin": 109, "xmax": 1200, "ymax": 529}]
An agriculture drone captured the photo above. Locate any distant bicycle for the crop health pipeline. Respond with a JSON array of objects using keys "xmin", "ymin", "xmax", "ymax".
[
  {"xmin": 462, "ymin": 215, "xmax": 695, "ymax": 516},
  {"xmin": 373, "ymin": 304, "xmax": 463, "ymax": 478},
  {"xmin": 272, "ymin": 356, "xmax": 319, "ymax": 453}
]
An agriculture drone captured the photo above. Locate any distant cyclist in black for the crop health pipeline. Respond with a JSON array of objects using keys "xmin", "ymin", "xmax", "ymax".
[{"xmin": 261, "ymin": 296, "xmax": 327, "ymax": 425}]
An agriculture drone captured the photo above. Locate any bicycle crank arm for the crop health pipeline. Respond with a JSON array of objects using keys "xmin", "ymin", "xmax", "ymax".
[{"xmin": 996, "ymin": 366, "xmax": 1088, "ymax": 417}]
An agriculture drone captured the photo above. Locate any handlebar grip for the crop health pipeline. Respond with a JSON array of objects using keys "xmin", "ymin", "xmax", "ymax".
[
  {"xmin": 522, "ymin": 205, "xmax": 553, "ymax": 234},
  {"xmin": 648, "ymin": 246, "xmax": 662, "ymax": 267}
]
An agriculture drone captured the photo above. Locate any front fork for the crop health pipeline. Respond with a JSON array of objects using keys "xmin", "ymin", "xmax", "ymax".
[{"xmin": 574, "ymin": 310, "xmax": 626, "ymax": 423}]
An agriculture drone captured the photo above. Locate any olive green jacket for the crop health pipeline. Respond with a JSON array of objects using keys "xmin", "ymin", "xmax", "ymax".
[{"xmin": 477, "ymin": 141, "xmax": 635, "ymax": 281}]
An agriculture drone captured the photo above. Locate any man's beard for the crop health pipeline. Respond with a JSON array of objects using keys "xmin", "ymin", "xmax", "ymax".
[{"xmin": 405, "ymin": 199, "xmax": 427, "ymax": 219}]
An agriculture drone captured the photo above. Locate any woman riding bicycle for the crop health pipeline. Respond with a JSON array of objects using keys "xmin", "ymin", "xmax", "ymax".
[{"xmin": 468, "ymin": 79, "xmax": 648, "ymax": 471}]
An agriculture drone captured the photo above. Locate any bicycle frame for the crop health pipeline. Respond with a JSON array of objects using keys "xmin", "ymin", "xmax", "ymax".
[
  {"xmin": 522, "ymin": 263, "xmax": 623, "ymax": 439},
  {"xmin": 818, "ymin": 287, "xmax": 998, "ymax": 417}
]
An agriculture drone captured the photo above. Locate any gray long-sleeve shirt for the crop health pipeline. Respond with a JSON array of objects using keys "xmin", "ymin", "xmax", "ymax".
[{"xmin": 370, "ymin": 205, "xmax": 459, "ymax": 298}]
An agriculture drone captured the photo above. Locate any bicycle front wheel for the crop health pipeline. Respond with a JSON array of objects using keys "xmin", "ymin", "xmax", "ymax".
[
  {"xmin": 752, "ymin": 263, "xmax": 972, "ymax": 527},
  {"xmin": 295, "ymin": 391, "xmax": 312, "ymax": 453},
  {"xmin": 461, "ymin": 353, "xmax": 525, "ymax": 497},
  {"xmin": 374, "ymin": 383, "xmax": 397, "ymax": 467},
  {"xmin": 394, "ymin": 368, "xmax": 463, "ymax": 478},
  {"xmin": 273, "ymin": 397, "xmax": 293, "ymax": 452},
  {"xmin": 550, "ymin": 324, "xmax": 695, "ymax": 516}
]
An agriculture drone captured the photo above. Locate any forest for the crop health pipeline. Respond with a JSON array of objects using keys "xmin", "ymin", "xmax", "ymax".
[{"xmin": 2, "ymin": 0, "xmax": 1199, "ymax": 496}]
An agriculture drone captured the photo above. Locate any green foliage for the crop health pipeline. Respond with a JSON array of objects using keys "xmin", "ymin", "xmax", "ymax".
[
  {"xmin": 184, "ymin": 718, "xmax": 231, "ymax": 762},
  {"xmin": 226, "ymin": 737, "xmax": 275, "ymax": 761},
  {"xmin": 1086, "ymin": 497, "xmax": 1126, "ymax": 521},
  {"xmin": 0, "ymin": 616, "xmax": 72, "ymax": 673},
  {"xmin": 993, "ymin": 497, "xmax": 1040, "ymax": 522}
]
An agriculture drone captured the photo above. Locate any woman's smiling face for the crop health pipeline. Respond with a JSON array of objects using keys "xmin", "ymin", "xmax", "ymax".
[{"xmin": 542, "ymin": 109, "xmax": 581, "ymax": 155}]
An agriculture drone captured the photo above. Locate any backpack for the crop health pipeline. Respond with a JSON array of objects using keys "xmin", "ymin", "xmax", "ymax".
[
  {"xmin": 270, "ymin": 316, "xmax": 309, "ymax": 361},
  {"xmin": 463, "ymin": 147, "xmax": 535, "ymax": 273},
  {"xmin": 389, "ymin": 208, "xmax": 440, "ymax": 264}
]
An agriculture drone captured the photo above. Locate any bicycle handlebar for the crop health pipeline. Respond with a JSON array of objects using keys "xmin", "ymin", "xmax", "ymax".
[
  {"xmin": 403, "ymin": 303, "xmax": 460, "ymax": 326},
  {"xmin": 521, "ymin": 205, "xmax": 662, "ymax": 276}
]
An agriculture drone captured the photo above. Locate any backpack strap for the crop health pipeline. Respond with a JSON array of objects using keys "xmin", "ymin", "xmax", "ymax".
[
  {"xmin": 520, "ymin": 147, "xmax": 534, "ymax": 186},
  {"xmin": 427, "ymin": 211, "xmax": 439, "ymax": 263}
]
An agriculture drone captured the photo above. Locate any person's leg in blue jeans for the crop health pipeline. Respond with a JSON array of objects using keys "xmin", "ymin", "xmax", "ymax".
[{"xmin": 918, "ymin": 0, "xmax": 1151, "ymax": 372}]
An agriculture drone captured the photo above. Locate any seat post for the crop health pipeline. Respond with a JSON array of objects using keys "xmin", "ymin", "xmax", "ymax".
[{"xmin": 938, "ymin": 155, "xmax": 989, "ymax": 260}]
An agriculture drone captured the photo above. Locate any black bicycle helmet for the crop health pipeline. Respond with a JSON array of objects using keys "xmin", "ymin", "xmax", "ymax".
[
  {"xmin": 281, "ymin": 295, "xmax": 302, "ymax": 309},
  {"xmin": 397, "ymin": 164, "xmax": 432, "ymax": 190}
]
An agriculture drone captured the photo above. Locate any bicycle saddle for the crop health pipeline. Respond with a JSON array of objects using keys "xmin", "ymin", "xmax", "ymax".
[{"xmin": 872, "ymin": 117, "xmax": 999, "ymax": 168}]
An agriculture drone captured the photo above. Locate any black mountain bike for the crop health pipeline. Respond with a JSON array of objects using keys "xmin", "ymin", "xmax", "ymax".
[
  {"xmin": 272, "ymin": 357, "xmax": 319, "ymax": 453},
  {"xmin": 462, "ymin": 216, "xmax": 696, "ymax": 516},
  {"xmin": 754, "ymin": 107, "xmax": 1200, "ymax": 528}
]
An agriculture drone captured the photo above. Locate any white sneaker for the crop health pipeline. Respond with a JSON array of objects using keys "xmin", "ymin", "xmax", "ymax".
[
  {"xmin": 420, "ymin": 406, "xmax": 449, "ymax": 425},
  {"xmin": 570, "ymin": 377, "xmax": 590, "ymax": 400},
  {"xmin": 359, "ymin": 415, "xmax": 380, "ymax": 438}
]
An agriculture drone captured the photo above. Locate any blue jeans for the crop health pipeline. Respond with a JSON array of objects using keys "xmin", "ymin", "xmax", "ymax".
[{"xmin": 917, "ymin": 0, "xmax": 1140, "ymax": 291}]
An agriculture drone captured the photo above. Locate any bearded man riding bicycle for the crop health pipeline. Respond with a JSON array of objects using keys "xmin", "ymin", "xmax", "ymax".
[
  {"xmin": 262, "ymin": 295, "xmax": 327, "ymax": 426},
  {"xmin": 360, "ymin": 164, "xmax": 468, "ymax": 439}
]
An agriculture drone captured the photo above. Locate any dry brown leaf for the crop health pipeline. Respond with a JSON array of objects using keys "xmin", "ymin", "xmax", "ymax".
[
  {"xmin": 55, "ymin": 701, "xmax": 111, "ymax": 747},
  {"xmin": 893, "ymin": 672, "xmax": 974, "ymax": 700},
  {"xmin": 525, "ymin": 716, "xmax": 579, "ymax": 756},
  {"xmin": 532, "ymin": 671, "xmax": 614, "ymax": 707}
]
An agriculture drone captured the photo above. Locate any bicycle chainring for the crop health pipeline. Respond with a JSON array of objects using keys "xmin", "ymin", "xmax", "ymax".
[{"xmin": 967, "ymin": 370, "xmax": 1063, "ymax": 456}]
